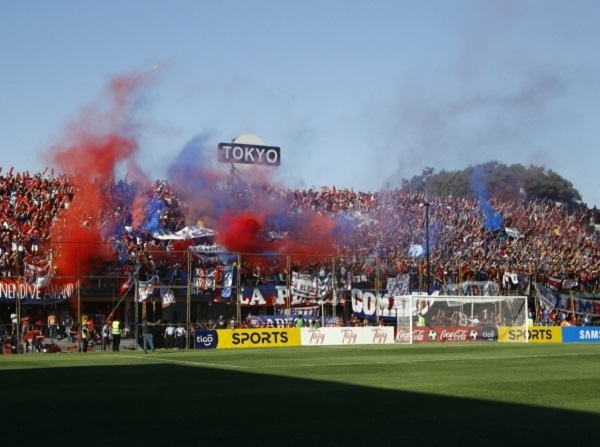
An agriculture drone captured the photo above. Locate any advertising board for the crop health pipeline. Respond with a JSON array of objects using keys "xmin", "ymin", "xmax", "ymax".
[
  {"xmin": 216, "ymin": 328, "xmax": 301, "ymax": 349},
  {"xmin": 300, "ymin": 327, "xmax": 394, "ymax": 346}
]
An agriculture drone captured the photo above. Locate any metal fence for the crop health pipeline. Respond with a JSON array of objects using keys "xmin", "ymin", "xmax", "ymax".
[{"xmin": 2, "ymin": 241, "xmax": 592, "ymax": 353}]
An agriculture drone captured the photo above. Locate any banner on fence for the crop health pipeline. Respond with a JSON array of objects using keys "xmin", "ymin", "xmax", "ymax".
[
  {"xmin": 274, "ymin": 306, "xmax": 319, "ymax": 316},
  {"xmin": 239, "ymin": 284, "xmax": 333, "ymax": 307},
  {"xmin": 290, "ymin": 271, "xmax": 332, "ymax": 300},
  {"xmin": 349, "ymin": 289, "xmax": 436, "ymax": 322},
  {"xmin": 0, "ymin": 278, "xmax": 77, "ymax": 304},
  {"xmin": 442, "ymin": 280, "xmax": 501, "ymax": 296},
  {"xmin": 535, "ymin": 283, "xmax": 600, "ymax": 317},
  {"xmin": 191, "ymin": 264, "xmax": 236, "ymax": 300},
  {"xmin": 245, "ymin": 314, "xmax": 340, "ymax": 328}
]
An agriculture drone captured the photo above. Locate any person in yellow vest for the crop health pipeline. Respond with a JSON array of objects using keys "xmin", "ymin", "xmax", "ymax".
[
  {"xmin": 112, "ymin": 318, "xmax": 122, "ymax": 351},
  {"xmin": 417, "ymin": 313, "xmax": 426, "ymax": 327}
]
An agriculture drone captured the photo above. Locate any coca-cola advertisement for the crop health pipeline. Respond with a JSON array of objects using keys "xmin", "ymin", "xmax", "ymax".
[
  {"xmin": 395, "ymin": 328, "xmax": 429, "ymax": 343},
  {"xmin": 396, "ymin": 326, "xmax": 485, "ymax": 343}
]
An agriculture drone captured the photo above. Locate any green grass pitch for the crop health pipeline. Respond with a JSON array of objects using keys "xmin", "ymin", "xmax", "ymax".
[{"xmin": 2, "ymin": 343, "xmax": 599, "ymax": 446}]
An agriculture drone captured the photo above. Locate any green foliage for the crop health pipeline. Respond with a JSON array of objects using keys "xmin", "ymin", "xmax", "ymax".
[{"xmin": 404, "ymin": 161, "xmax": 582, "ymax": 204}]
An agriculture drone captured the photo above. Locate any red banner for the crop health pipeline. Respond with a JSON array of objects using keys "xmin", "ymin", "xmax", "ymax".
[{"xmin": 397, "ymin": 326, "xmax": 481, "ymax": 343}]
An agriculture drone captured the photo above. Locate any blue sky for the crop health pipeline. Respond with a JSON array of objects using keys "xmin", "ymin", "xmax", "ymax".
[{"xmin": 2, "ymin": 0, "xmax": 599, "ymax": 207}]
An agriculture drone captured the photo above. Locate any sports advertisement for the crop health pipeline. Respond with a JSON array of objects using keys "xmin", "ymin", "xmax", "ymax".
[
  {"xmin": 497, "ymin": 326, "xmax": 562, "ymax": 343},
  {"xmin": 215, "ymin": 328, "xmax": 301, "ymax": 349}
]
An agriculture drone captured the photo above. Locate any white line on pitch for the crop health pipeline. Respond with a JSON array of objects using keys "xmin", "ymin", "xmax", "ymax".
[
  {"xmin": 119, "ymin": 355, "xmax": 244, "ymax": 369},
  {"xmin": 245, "ymin": 351, "xmax": 600, "ymax": 370}
]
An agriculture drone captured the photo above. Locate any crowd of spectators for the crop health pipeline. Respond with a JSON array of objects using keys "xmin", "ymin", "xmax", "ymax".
[
  {"xmin": 1, "ymin": 168, "xmax": 599, "ymax": 297},
  {"xmin": 232, "ymin": 183, "xmax": 600, "ymax": 294},
  {"xmin": 0, "ymin": 168, "xmax": 72, "ymax": 277}
]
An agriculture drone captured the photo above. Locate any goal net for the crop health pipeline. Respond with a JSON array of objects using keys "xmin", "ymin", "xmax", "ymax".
[{"xmin": 395, "ymin": 295, "xmax": 528, "ymax": 344}]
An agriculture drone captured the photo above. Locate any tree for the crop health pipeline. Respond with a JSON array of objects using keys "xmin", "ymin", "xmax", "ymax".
[
  {"xmin": 401, "ymin": 161, "xmax": 582, "ymax": 204},
  {"xmin": 523, "ymin": 166, "xmax": 581, "ymax": 203}
]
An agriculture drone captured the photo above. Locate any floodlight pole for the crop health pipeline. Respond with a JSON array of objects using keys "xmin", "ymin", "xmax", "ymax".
[{"xmin": 16, "ymin": 242, "xmax": 22, "ymax": 350}]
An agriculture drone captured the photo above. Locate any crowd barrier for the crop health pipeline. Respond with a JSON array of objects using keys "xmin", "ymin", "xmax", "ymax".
[
  {"xmin": 191, "ymin": 326, "xmax": 600, "ymax": 350},
  {"xmin": 5, "ymin": 325, "xmax": 598, "ymax": 354}
]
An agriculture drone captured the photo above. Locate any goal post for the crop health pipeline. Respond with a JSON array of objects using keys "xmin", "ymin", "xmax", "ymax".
[
  {"xmin": 394, "ymin": 295, "xmax": 413, "ymax": 344},
  {"xmin": 395, "ymin": 295, "xmax": 528, "ymax": 344}
]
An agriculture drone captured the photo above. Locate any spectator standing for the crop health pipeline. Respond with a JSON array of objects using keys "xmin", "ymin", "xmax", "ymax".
[
  {"xmin": 141, "ymin": 315, "xmax": 160, "ymax": 354},
  {"xmin": 47, "ymin": 312, "xmax": 57, "ymax": 341},
  {"xmin": 175, "ymin": 322, "xmax": 187, "ymax": 349},
  {"xmin": 214, "ymin": 316, "xmax": 226, "ymax": 329},
  {"xmin": 111, "ymin": 317, "xmax": 122, "ymax": 351},
  {"xmin": 21, "ymin": 314, "xmax": 30, "ymax": 334},
  {"xmin": 101, "ymin": 321, "xmax": 111, "ymax": 351},
  {"xmin": 164, "ymin": 322, "xmax": 175, "ymax": 349},
  {"xmin": 82, "ymin": 322, "xmax": 94, "ymax": 352},
  {"xmin": 542, "ymin": 307, "xmax": 550, "ymax": 326},
  {"xmin": 64, "ymin": 313, "xmax": 73, "ymax": 342}
]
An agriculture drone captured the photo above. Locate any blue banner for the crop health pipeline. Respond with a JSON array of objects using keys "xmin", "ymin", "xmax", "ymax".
[
  {"xmin": 562, "ymin": 327, "xmax": 600, "ymax": 343},
  {"xmin": 481, "ymin": 327, "xmax": 498, "ymax": 342},
  {"xmin": 194, "ymin": 330, "xmax": 218, "ymax": 349},
  {"xmin": 245, "ymin": 315, "xmax": 340, "ymax": 328}
]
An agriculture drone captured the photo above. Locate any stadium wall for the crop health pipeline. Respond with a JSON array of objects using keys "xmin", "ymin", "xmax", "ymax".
[
  {"xmin": 192, "ymin": 326, "xmax": 599, "ymax": 350},
  {"xmin": 192, "ymin": 327, "xmax": 394, "ymax": 349}
]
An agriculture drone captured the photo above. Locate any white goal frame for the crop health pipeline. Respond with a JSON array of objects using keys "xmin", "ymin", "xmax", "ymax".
[{"xmin": 395, "ymin": 295, "xmax": 528, "ymax": 344}]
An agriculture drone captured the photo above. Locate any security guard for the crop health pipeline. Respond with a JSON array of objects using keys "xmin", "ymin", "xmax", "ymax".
[{"xmin": 112, "ymin": 318, "xmax": 122, "ymax": 351}]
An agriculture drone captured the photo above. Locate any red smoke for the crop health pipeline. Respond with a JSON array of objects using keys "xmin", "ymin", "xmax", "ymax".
[
  {"xmin": 132, "ymin": 193, "xmax": 149, "ymax": 229},
  {"xmin": 217, "ymin": 209, "xmax": 339, "ymax": 257},
  {"xmin": 47, "ymin": 72, "xmax": 152, "ymax": 277},
  {"xmin": 43, "ymin": 69, "xmax": 348, "ymax": 283},
  {"xmin": 217, "ymin": 210, "xmax": 268, "ymax": 254},
  {"xmin": 290, "ymin": 212, "xmax": 339, "ymax": 256}
]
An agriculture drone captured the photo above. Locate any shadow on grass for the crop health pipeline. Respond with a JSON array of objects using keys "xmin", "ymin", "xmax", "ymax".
[{"xmin": 2, "ymin": 363, "xmax": 597, "ymax": 446}]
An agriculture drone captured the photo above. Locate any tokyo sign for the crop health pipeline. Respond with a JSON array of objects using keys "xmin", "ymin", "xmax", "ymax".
[{"xmin": 218, "ymin": 142, "xmax": 281, "ymax": 166}]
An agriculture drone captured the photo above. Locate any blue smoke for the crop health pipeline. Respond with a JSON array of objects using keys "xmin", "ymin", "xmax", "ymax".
[
  {"xmin": 167, "ymin": 133, "xmax": 237, "ymax": 214},
  {"xmin": 143, "ymin": 198, "xmax": 167, "ymax": 233},
  {"xmin": 470, "ymin": 166, "xmax": 504, "ymax": 231},
  {"xmin": 421, "ymin": 221, "xmax": 439, "ymax": 256}
]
